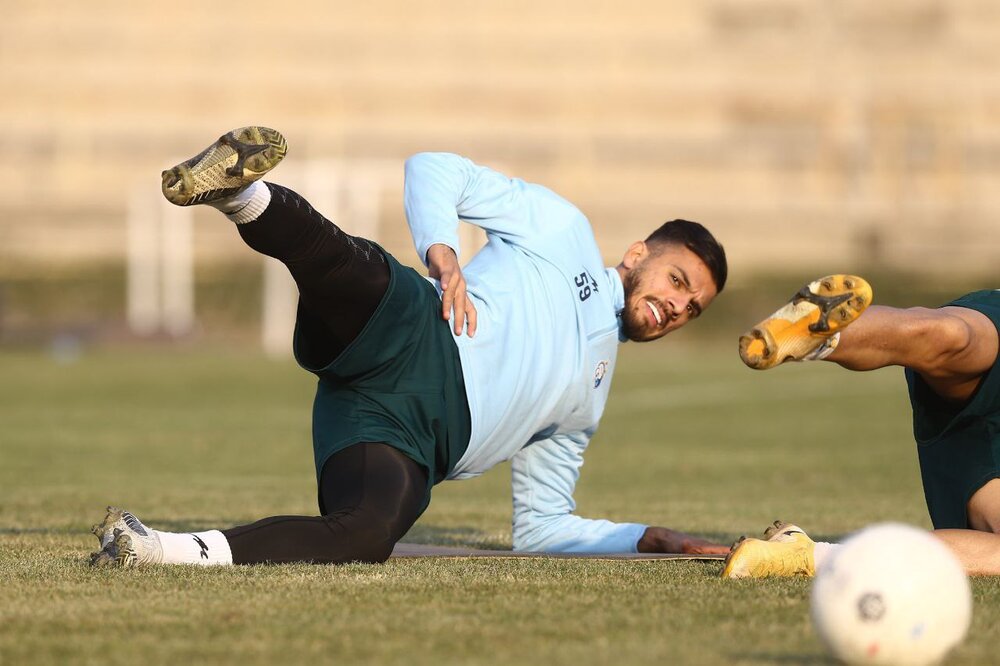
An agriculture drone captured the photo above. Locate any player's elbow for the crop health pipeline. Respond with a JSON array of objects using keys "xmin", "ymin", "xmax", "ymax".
[
  {"xmin": 404, "ymin": 152, "xmax": 433, "ymax": 171},
  {"xmin": 404, "ymin": 153, "xmax": 431, "ymax": 183},
  {"xmin": 404, "ymin": 152, "xmax": 454, "ymax": 178}
]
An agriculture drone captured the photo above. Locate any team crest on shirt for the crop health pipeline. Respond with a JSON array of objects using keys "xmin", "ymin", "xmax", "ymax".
[{"xmin": 593, "ymin": 360, "xmax": 609, "ymax": 388}]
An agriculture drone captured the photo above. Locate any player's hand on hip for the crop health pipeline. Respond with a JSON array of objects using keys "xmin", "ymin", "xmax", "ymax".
[{"xmin": 426, "ymin": 243, "xmax": 478, "ymax": 337}]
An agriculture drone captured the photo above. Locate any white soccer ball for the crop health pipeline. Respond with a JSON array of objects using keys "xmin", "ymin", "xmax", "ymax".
[{"xmin": 810, "ymin": 523, "xmax": 972, "ymax": 665}]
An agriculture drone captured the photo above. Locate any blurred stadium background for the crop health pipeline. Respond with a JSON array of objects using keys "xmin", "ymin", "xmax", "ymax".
[
  {"xmin": 1, "ymin": 0, "xmax": 997, "ymax": 350},
  {"xmin": 3, "ymin": 6, "xmax": 1000, "ymax": 663}
]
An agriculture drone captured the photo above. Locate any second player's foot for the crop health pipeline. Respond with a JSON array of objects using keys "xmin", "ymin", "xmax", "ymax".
[
  {"xmin": 739, "ymin": 275, "xmax": 872, "ymax": 370},
  {"xmin": 721, "ymin": 520, "xmax": 816, "ymax": 579},
  {"xmin": 161, "ymin": 126, "xmax": 287, "ymax": 206}
]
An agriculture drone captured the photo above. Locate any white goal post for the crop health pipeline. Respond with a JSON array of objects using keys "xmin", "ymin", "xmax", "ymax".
[{"xmin": 126, "ymin": 185, "xmax": 193, "ymax": 337}]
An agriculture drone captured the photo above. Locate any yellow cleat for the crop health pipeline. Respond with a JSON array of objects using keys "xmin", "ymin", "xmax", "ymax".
[
  {"xmin": 721, "ymin": 521, "xmax": 816, "ymax": 579},
  {"xmin": 739, "ymin": 275, "xmax": 872, "ymax": 370},
  {"xmin": 161, "ymin": 126, "xmax": 287, "ymax": 207}
]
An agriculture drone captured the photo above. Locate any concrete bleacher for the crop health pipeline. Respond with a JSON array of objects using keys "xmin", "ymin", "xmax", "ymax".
[{"xmin": 1, "ymin": 0, "xmax": 998, "ymax": 277}]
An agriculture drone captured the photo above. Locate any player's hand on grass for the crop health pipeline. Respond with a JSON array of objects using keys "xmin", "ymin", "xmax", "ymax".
[
  {"xmin": 637, "ymin": 526, "xmax": 731, "ymax": 555},
  {"xmin": 426, "ymin": 243, "xmax": 478, "ymax": 337}
]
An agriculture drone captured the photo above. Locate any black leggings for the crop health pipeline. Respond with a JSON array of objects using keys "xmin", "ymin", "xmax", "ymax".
[
  {"xmin": 220, "ymin": 184, "xmax": 426, "ymax": 564},
  {"xmin": 222, "ymin": 443, "xmax": 427, "ymax": 564},
  {"xmin": 238, "ymin": 182, "xmax": 389, "ymax": 357}
]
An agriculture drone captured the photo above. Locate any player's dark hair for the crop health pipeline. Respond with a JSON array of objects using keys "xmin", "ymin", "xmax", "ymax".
[{"xmin": 645, "ymin": 219, "xmax": 728, "ymax": 293}]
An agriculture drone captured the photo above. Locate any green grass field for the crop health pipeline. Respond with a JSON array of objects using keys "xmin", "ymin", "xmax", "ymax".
[{"xmin": 3, "ymin": 341, "xmax": 999, "ymax": 665}]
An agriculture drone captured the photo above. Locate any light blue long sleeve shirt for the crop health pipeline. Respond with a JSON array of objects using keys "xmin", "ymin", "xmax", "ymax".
[{"xmin": 403, "ymin": 153, "xmax": 648, "ymax": 553}]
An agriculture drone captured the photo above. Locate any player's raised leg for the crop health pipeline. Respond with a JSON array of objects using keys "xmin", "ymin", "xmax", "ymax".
[
  {"xmin": 826, "ymin": 304, "xmax": 998, "ymax": 403},
  {"xmin": 741, "ymin": 279, "xmax": 996, "ymax": 399},
  {"xmin": 161, "ymin": 126, "xmax": 390, "ymax": 355}
]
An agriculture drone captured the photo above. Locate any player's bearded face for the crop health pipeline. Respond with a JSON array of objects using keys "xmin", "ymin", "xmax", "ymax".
[
  {"xmin": 620, "ymin": 246, "xmax": 717, "ymax": 343},
  {"xmin": 621, "ymin": 264, "xmax": 667, "ymax": 342}
]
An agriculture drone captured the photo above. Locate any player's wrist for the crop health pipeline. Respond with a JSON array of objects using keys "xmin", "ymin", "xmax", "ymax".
[{"xmin": 425, "ymin": 242, "xmax": 458, "ymax": 262}]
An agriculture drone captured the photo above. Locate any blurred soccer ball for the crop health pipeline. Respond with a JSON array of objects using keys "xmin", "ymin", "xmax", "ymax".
[{"xmin": 810, "ymin": 523, "xmax": 971, "ymax": 665}]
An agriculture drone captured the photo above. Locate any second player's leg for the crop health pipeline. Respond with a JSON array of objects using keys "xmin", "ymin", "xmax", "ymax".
[
  {"xmin": 934, "ymin": 479, "xmax": 1000, "ymax": 575},
  {"xmin": 934, "ymin": 530, "xmax": 1000, "ymax": 576},
  {"xmin": 828, "ymin": 305, "xmax": 998, "ymax": 402}
]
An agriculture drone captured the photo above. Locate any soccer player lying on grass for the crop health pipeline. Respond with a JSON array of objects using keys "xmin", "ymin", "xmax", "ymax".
[
  {"xmin": 90, "ymin": 127, "xmax": 731, "ymax": 567},
  {"xmin": 721, "ymin": 278, "xmax": 1000, "ymax": 577}
]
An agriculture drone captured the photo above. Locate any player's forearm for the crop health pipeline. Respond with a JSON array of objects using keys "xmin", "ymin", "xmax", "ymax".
[{"xmin": 513, "ymin": 512, "xmax": 647, "ymax": 553}]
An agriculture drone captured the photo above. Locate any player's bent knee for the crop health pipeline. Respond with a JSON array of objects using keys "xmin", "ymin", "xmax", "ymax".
[
  {"xmin": 908, "ymin": 309, "xmax": 974, "ymax": 377},
  {"xmin": 320, "ymin": 511, "xmax": 398, "ymax": 564}
]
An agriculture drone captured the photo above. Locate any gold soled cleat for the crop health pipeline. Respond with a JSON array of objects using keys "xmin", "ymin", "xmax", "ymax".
[
  {"xmin": 739, "ymin": 275, "xmax": 872, "ymax": 370},
  {"xmin": 161, "ymin": 126, "xmax": 287, "ymax": 206}
]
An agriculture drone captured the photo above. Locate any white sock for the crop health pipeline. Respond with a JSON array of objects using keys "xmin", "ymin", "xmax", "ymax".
[
  {"xmin": 156, "ymin": 529, "xmax": 233, "ymax": 566},
  {"xmin": 813, "ymin": 541, "xmax": 841, "ymax": 572},
  {"xmin": 803, "ymin": 332, "xmax": 841, "ymax": 361},
  {"xmin": 206, "ymin": 180, "xmax": 272, "ymax": 224}
]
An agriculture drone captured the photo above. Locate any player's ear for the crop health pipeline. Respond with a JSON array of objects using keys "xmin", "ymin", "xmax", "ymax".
[{"xmin": 621, "ymin": 241, "xmax": 648, "ymax": 270}]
